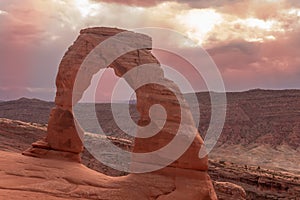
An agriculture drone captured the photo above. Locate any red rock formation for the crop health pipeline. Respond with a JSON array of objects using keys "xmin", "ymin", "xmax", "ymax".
[
  {"xmin": 208, "ymin": 159, "xmax": 300, "ymax": 199},
  {"xmin": 213, "ymin": 181, "xmax": 246, "ymax": 200},
  {"xmin": 22, "ymin": 27, "xmax": 216, "ymax": 199},
  {"xmin": 1, "ymin": 150, "xmax": 217, "ymax": 200}
]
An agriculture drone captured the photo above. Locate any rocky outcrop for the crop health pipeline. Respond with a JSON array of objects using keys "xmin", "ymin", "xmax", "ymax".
[
  {"xmin": 22, "ymin": 27, "xmax": 216, "ymax": 199},
  {"xmin": 208, "ymin": 159, "xmax": 300, "ymax": 200},
  {"xmin": 0, "ymin": 118, "xmax": 47, "ymax": 153},
  {"xmin": 213, "ymin": 181, "xmax": 246, "ymax": 200}
]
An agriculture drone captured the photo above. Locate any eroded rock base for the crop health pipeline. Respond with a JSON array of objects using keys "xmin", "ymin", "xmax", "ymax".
[
  {"xmin": 22, "ymin": 139, "xmax": 81, "ymax": 162},
  {"xmin": 1, "ymin": 151, "xmax": 217, "ymax": 200}
]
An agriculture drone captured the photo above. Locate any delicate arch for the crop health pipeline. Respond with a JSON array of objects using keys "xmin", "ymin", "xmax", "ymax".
[{"xmin": 26, "ymin": 27, "xmax": 208, "ymax": 171}]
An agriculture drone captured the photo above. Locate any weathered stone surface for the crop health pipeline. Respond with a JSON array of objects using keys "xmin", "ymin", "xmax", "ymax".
[
  {"xmin": 213, "ymin": 181, "xmax": 246, "ymax": 200},
  {"xmin": 46, "ymin": 107, "xmax": 83, "ymax": 153},
  {"xmin": 0, "ymin": 151, "xmax": 217, "ymax": 200},
  {"xmin": 208, "ymin": 159, "xmax": 300, "ymax": 200}
]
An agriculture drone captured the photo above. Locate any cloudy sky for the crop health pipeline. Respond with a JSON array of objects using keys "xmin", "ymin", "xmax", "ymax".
[{"xmin": 0, "ymin": 0, "xmax": 300, "ymax": 101}]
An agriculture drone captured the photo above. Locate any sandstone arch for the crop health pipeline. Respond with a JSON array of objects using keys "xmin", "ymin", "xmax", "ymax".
[{"xmin": 23, "ymin": 27, "xmax": 216, "ymax": 198}]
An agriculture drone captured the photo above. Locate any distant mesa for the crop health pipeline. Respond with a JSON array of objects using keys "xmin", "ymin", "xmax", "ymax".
[{"xmin": 16, "ymin": 97, "xmax": 46, "ymax": 103}]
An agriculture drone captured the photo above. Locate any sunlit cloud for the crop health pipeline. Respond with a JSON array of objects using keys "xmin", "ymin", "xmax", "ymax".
[
  {"xmin": 287, "ymin": 8, "xmax": 300, "ymax": 15},
  {"xmin": 73, "ymin": 0, "xmax": 102, "ymax": 17},
  {"xmin": 0, "ymin": 10, "xmax": 8, "ymax": 15},
  {"xmin": 265, "ymin": 35, "xmax": 276, "ymax": 40},
  {"xmin": 177, "ymin": 9, "xmax": 223, "ymax": 45},
  {"xmin": 235, "ymin": 18, "xmax": 276, "ymax": 31},
  {"xmin": 45, "ymin": 0, "xmax": 299, "ymax": 46}
]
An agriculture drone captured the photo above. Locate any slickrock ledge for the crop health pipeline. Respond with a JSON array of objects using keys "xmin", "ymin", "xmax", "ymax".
[{"xmin": 1, "ymin": 151, "xmax": 216, "ymax": 200}]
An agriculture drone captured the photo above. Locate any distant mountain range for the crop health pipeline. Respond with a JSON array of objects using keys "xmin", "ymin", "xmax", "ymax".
[{"xmin": 0, "ymin": 97, "xmax": 54, "ymax": 124}]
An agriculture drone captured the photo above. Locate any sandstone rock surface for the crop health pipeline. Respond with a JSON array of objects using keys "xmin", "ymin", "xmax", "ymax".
[
  {"xmin": 0, "ymin": 150, "xmax": 201, "ymax": 200},
  {"xmin": 213, "ymin": 181, "xmax": 246, "ymax": 200}
]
